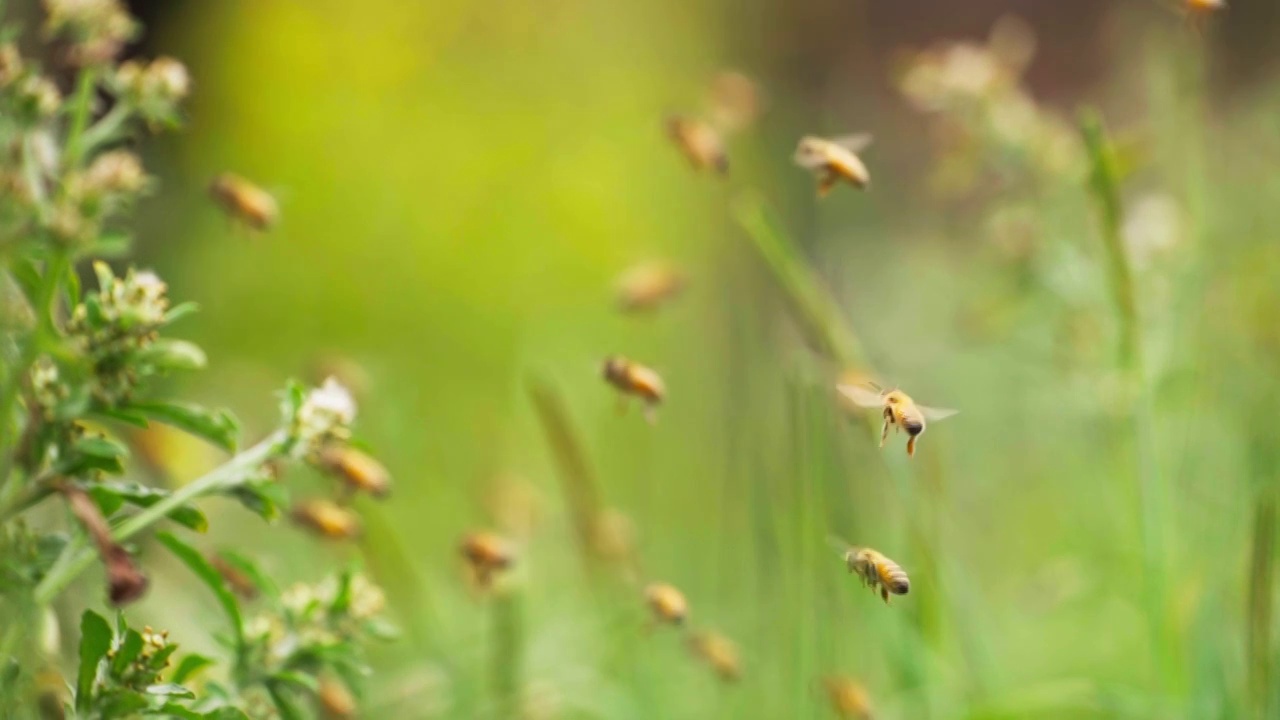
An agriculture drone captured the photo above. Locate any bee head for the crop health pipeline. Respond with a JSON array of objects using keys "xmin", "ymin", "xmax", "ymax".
[
  {"xmin": 602, "ymin": 356, "xmax": 626, "ymax": 381},
  {"xmin": 793, "ymin": 137, "xmax": 823, "ymax": 165}
]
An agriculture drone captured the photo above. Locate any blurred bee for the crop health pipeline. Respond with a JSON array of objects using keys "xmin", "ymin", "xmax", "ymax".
[
  {"xmin": 291, "ymin": 499, "xmax": 362, "ymax": 540},
  {"xmin": 645, "ymin": 582, "xmax": 688, "ymax": 626},
  {"xmin": 602, "ymin": 355, "xmax": 665, "ymax": 424},
  {"xmin": 708, "ymin": 70, "xmax": 762, "ymax": 133},
  {"xmin": 615, "ymin": 260, "xmax": 686, "ymax": 314},
  {"xmin": 209, "ymin": 172, "xmax": 278, "ymax": 231},
  {"xmin": 687, "ymin": 630, "xmax": 741, "ymax": 682},
  {"xmin": 830, "ymin": 537, "xmax": 910, "ymax": 604},
  {"xmin": 459, "ymin": 530, "xmax": 515, "ymax": 589},
  {"xmin": 793, "ymin": 134, "xmax": 873, "ymax": 197},
  {"xmin": 823, "ymin": 675, "xmax": 876, "ymax": 720},
  {"xmin": 837, "ymin": 381, "xmax": 957, "ymax": 457},
  {"xmin": 1185, "ymin": 0, "xmax": 1225, "ymax": 12},
  {"xmin": 209, "ymin": 553, "xmax": 259, "ymax": 600},
  {"xmin": 317, "ymin": 445, "xmax": 392, "ymax": 498},
  {"xmin": 666, "ymin": 115, "xmax": 728, "ymax": 175},
  {"xmin": 317, "ymin": 676, "xmax": 357, "ymax": 719},
  {"xmin": 664, "ymin": 70, "xmax": 761, "ymax": 176}
]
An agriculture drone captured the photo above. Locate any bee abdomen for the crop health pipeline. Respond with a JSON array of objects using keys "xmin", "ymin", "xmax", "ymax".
[
  {"xmin": 881, "ymin": 565, "xmax": 910, "ymax": 595},
  {"xmin": 903, "ymin": 418, "xmax": 924, "ymax": 435}
]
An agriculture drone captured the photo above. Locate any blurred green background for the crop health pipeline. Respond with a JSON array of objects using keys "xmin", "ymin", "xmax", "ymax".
[{"xmin": 26, "ymin": 0, "xmax": 1280, "ymax": 716}]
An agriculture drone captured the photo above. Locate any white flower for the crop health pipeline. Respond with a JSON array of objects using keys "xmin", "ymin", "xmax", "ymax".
[
  {"xmin": 294, "ymin": 377, "xmax": 357, "ymax": 453},
  {"xmin": 348, "ymin": 573, "xmax": 386, "ymax": 620}
]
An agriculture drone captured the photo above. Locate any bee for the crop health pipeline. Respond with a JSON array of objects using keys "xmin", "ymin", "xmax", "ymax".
[
  {"xmin": 1185, "ymin": 0, "xmax": 1225, "ymax": 11},
  {"xmin": 793, "ymin": 134, "xmax": 873, "ymax": 197},
  {"xmin": 208, "ymin": 172, "xmax": 278, "ymax": 231},
  {"xmin": 615, "ymin": 260, "xmax": 686, "ymax": 313},
  {"xmin": 830, "ymin": 537, "xmax": 910, "ymax": 604},
  {"xmin": 459, "ymin": 530, "xmax": 515, "ymax": 589},
  {"xmin": 317, "ymin": 445, "xmax": 392, "ymax": 498},
  {"xmin": 290, "ymin": 499, "xmax": 363, "ymax": 540},
  {"xmin": 209, "ymin": 553, "xmax": 259, "ymax": 600},
  {"xmin": 602, "ymin": 356, "xmax": 665, "ymax": 424},
  {"xmin": 645, "ymin": 582, "xmax": 688, "ymax": 626},
  {"xmin": 708, "ymin": 70, "xmax": 761, "ymax": 133},
  {"xmin": 666, "ymin": 115, "xmax": 728, "ymax": 175},
  {"xmin": 837, "ymin": 381, "xmax": 957, "ymax": 457},
  {"xmin": 687, "ymin": 630, "xmax": 741, "ymax": 682},
  {"xmin": 317, "ymin": 676, "xmax": 357, "ymax": 719},
  {"xmin": 823, "ymin": 675, "xmax": 876, "ymax": 720}
]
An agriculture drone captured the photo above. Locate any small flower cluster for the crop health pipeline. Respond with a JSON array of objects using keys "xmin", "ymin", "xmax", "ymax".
[
  {"xmin": 896, "ymin": 16, "xmax": 1082, "ymax": 198},
  {"xmin": 42, "ymin": 0, "xmax": 138, "ymax": 67}
]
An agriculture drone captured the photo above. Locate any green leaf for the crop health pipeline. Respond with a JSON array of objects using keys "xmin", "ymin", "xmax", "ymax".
[
  {"xmin": 91, "ymin": 261, "xmax": 116, "ymax": 292},
  {"xmin": 127, "ymin": 402, "xmax": 239, "ymax": 452},
  {"xmin": 91, "ymin": 406, "xmax": 151, "ymax": 428},
  {"xmin": 214, "ymin": 550, "xmax": 280, "ymax": 600},
  {"xmin": 266, "ymin": 682, "xmax": 307, "ymax": 720},
  {"xmin": 227, "ymin": 479, "xmax": 287, "ymax": 523},
  {"xmin": 330, "ymin": 570, "xmax": 353, "ymax": 615},
  {"xmin": 170, "ymin": 654, "xmax": 214, "ymax": 685},
  {"xmin": 203, "ymin": 708, "xmax": 252, "ymax": 720},
  {"xmin": 155, "ymin": 532, "xmax": 244, "ymax": 647},
  {"xmin": 100, "ymin": 688, "xmax": 149, "ymax": 716},
  {"xmin": 91, "ymin": 483, "xmax": 208, "ymax": 532},
  {"xmin": 364, "ymin": 618, "xmax": 401, "ymax": 641},
  {"xmin": 278, "ymin": 380, "xmax": 306, "ymax": 427},
  {"xmin": 138, "ymin": 339, "xmax": 207, "ymax": 372},
  {"xmin": 63, "ymin": 435, "xmax": 129, "ymax": 475},
  {"xmin": 84, "ymin": 233, "xmax": 133, "ymax": 259},
  {"xmin": 110, "ymin": 629, "xmax": 144, "ymax": 677},
  {"xmin": 145, "ymin": 683, "xmax": 194, "ymax": 699},
  {"xmin": 77, "ymin": 610, "xmax": 113, "ymax": 712},
  {"xmin": 63, "ymin": 259, "xmax": 82, "ymax": 309},
  {"xmin": 150, "ymin": 703, "xmax": 203, "ymax": 719},
  {"xmin": 271, "ymin": 671, "xmax": 319, "ymax": 693},
  {"xmin": 162, "ymin": 301, "xmax": 200, "ymax": 325}
]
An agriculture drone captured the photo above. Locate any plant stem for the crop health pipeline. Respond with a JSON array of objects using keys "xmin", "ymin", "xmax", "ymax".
[
  {"xmin": 1080, "ymin": 110, "xmax": 1171, "ymax": 688},
  {"xmin": 77, "ymin": 105, "xmax": 131, "ymax": 157},
  {"xmin": 63, "ymin": 69, "xmax": 99, "ymax": 169},
  {"xmin": 32, "ymin": 430, "xmax": 285, "ymax": 605},
  {"xmin": 492, "ymin": 591, "xmax": 523, "ymax": 719},
  {"xmin": 1247, "ymin": 487, "xmax": 1275, "ymax": 720}
]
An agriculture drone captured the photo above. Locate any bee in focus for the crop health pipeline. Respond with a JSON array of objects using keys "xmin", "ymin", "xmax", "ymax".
[
  {"xmin": 830, "ymin": 537, "xmax": 910, "ymax": 605},
  {"xmin": 602, "ymin": 355, "xmax": 665, "ymax": 424},
  {"xmin": 459, "ymin": 530, "xmax": 515, "ymax": 589},
  {"xmin": 291, "ymin": 499, "xmax": 363, "ymax": 540},
  {"xmin": 838, "ymin": 381, "xmax": 957, "ymax": 457},
  {"xmin": 645, "ymin": 582, "xmax": 688, "ymax": 626},
  {"xmin": 666, "ymin": 115, "xmax": 729, "ymax": 175},
  {"xmin": 208, "ymin": 172, "xmax": 278, "ymax": 231},
  {"xmin": 793, "ymin": 134, "xmax": 874, "ymax": 197},
  {"xmin": 823, "ymin": 675, "xmax": 876, "ymax": 720},
  {"xmin": 317, "ymin": 444, "xmax": 392, "ymax": 498},
  {"xmin": 615, "ymin": 260, "xmax": 686, "ymax": 314},
  {"xmin": 687, "ymin": 630, "xmax": 741, "ymax": 682}
]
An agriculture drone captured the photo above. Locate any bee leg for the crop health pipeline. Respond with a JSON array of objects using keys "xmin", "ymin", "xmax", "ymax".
[
  {"xmin": 642, "ymin": 404, "xmax": 658, "ymax": 425},
  {"xmin": 906, "ymin": 435, "xmax": 917, "ymax": 457},
  {"xmin": 817, "ymin": 169, "xmax": 837, "ymax": 198},
  {"xmin": 881, "ymin": 586, "xmax": 890, "ymax": 604},
  {"xmin": 879, "ymin": 418, "xmax": 890, "ymax": 448}
]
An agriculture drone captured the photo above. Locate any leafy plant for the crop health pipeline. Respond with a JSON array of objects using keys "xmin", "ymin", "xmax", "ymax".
[{"xmin": 0, "ymin": 1, "xmax": 395, "ymax": 715}]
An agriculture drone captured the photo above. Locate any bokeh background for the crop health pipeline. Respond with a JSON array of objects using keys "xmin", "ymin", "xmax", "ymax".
[{"xmin": 19, "ymin": 0, "xmax": 1280, "ymax": 716}]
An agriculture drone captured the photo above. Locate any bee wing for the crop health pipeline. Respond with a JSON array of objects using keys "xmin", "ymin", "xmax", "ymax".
[
  {"xmin": 837, "ymin": 383, "xmax": 884, "ymax": 409},
  {"xmin": 918, "ymin": 405, "xmax": 959, "ymax": 422},
  {"xmin": 831, "ymin": 133, "xmax": 873, "ymax": 153}
]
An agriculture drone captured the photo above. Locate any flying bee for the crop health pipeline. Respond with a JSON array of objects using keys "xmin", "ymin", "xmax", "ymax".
[
  {"xmin": 1185, "ymin": 0, "xmax": 1225, "ymax": 11},
  {"xmin": 208, "ymin": 172, "xmax": 278, "ymax": 231},
  {"xmin": 837, "ymin": 381, "xmax": 957, "ymax": 457},
  {"xmin": 615, "ymin": 260, "xmax": 686, "ymax": 314},
  {"xmin": 602, "ymin": 355, "xmax": 665, "ymax": 424},
  {"xmin": 291, "ymin": 499, "xmax": 362, "ymax": 540},
  {"xmin": 823, "ymin": 675, "xmax": 876, "ymax": 720},
  {"xmin": 645, "ymin": 582, "xmax": 689, "ymax": 626},
  {"xmin": 665, "ymin": 115, "xmax": 729, "ymax": 175},
  {"xmin": 793, "ymin": 134, "xmax": 873, "ymax": 197},
  {"xmin": 829, "ymin": 537, "xmax": 909, "ymax": 604},
  {"xmin": 316, "ymin": 445, "xmax": 392, "ymax": 498},
  {"xmin": 459, "ymin": 530, "xmax": 515, "ymax": 589},
  {"xmin": 687, "ymin": 630, "xmax": 741, "ymax": 682}
]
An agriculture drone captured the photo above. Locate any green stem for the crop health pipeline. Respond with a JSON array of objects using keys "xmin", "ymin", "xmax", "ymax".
[
  {"xmin": 62, "ymin": 69, "xmax": 99, "ymax": 169},
  {"xmin": 32, "ymin": 431, "xmax": 286, "ymax": 605},
  {"xmin": 77, "ymin": 104, "xmax": 131, "ymax": 157},
  {"xmin": 1247, "ymin": 488, "xmax": 1276, "ymax": 720},
  {"xmin": 492, "ymin": 591, "xmax": 523, "ymax": 719}
]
